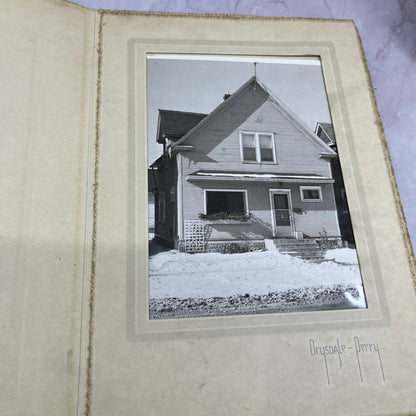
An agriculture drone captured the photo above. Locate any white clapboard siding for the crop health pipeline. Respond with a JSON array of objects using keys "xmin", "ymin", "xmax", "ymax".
[
  {"xmin": 181, "ymin": 181, "xmax": 340, "ymax": 240},
  {"xmin": 181, "ymin": 88, "xmax": 330, "ymax": 177},
  {"xmin": 175, "ymin": 84, "xmax": 340, "ymax": 241}
]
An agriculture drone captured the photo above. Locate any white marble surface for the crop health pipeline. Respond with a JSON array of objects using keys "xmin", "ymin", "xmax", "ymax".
[{"xmin": 72, "ymin": 0, "xmax": 416, "ymax": 251}]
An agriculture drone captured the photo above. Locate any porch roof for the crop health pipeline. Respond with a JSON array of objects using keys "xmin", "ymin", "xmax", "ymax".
[{"xmin": 185, "ymin": 170, "xmax": 334, "ymax": 184}]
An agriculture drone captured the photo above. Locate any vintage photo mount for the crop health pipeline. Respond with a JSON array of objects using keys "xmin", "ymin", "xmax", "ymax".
[
  {"xmin": 5, "ymin": 6, "xmax": 416, "ymax": 416},
  {"xmin": 127, "ymin": 39, "xmax": 389, "ymax": 339}
]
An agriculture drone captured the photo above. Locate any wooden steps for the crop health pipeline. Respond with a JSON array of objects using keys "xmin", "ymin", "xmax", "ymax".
[{"xmin": 267, "ymin": 238, "xmax": 324, "ymax": 260}]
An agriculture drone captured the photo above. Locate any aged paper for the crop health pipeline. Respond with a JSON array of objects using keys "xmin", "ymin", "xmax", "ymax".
[
  {"xmin": 92, "ymin": 11, "xmax": 416, "ymax": 416},
  {"xmin": 0, "ymin": 1, "xmax": 97, "ymax": 415}
]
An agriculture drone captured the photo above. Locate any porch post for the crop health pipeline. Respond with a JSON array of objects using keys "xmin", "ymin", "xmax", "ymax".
[{"xmin": 177, "ymin": 153, "xmax": 183, "ymax": 240}]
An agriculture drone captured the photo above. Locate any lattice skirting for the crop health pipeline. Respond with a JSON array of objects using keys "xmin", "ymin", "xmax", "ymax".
[{"xmin": 184, "ymin": 220, "xmax": 207, "ymax": 253}]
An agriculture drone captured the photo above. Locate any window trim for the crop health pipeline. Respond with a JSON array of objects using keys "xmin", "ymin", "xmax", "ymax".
[
  {"xmin": 300, "ymin": 186, "xmax": 323, "ymax": 202},
  {"xmin": 203, "ymin": 189, "xmax": 249, "ymax": 215},
  {"xmin": 239, "ymin": 131, "xmax": 276, "ymax": 164}
]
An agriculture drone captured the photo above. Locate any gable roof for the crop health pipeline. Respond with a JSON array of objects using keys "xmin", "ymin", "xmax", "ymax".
[
  {"xmin": 171, "ymin": 76, "xmax": 337, "ymax": 156},
  {"xmin": 156, "ymin": 109, "xmax": 207, "ymax": 143},
  {"xmin": 171, "ymin": 76, "xmax": 262, "ymax": 149}
]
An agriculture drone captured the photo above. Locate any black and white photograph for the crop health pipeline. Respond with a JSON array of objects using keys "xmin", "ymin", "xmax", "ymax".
[{"xmin": 147, "ymin": 54, "xmax": 366, "ymax": 319}]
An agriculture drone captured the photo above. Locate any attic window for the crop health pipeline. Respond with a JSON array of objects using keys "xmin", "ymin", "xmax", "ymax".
[{"xmin": 239, "ymin": 132, "xmax": 276, "ymax": 163}]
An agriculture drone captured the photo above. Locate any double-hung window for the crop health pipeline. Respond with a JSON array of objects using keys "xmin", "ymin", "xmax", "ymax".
[{"xmin": 240, "ymin": 132, "xmax": 276, "ymax": 163}]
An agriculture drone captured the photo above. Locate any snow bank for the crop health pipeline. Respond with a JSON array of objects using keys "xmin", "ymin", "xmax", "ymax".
[
  {"xmin": 149, "ymin": 250, "xmax": 363, "ymax": 299},
  {"xmin": 344, "ymin": 284, "xmax": 366, "ymax": 308},
  {"xmin": 150, "ymin": 285, "xmax": 359, "ymax": 319},
  {"xmin": 324, "ymin": 248, "xmax": 358, "ymax": 264}
]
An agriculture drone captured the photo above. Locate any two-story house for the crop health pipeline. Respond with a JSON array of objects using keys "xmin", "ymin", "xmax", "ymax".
[{"xmin": 150, "ymin": 76, "xmax": 342, "ymax": 254}]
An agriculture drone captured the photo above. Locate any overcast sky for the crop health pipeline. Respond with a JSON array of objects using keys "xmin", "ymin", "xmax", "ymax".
[{"xmin": 146, "ymin": 55, "xmax": 332, "ymax": 165}]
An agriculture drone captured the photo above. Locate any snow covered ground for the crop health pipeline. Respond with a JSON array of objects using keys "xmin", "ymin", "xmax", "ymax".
[
  {"xmin": 324, "ymin": 248, "xmax": 359, "ymax": 264},
  {"xmin": 149, "ymin": 248, "xmax": 363, "ymax": 300}
]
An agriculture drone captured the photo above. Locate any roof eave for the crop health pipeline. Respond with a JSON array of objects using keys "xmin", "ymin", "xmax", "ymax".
[
  {"xmin": 319, "ymin": 152, "xmax": 338, "ymax": 159},
  {"xmin": 186, "ymin": 175, "xmax": 334, "ymax": 184},
  {"xmin": 171, "ymin": 145, "xmax": 194, "ymax": 154}
]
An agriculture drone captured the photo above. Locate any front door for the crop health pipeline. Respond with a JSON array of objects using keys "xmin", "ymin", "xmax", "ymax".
[{"xmin": 271, "ymin": 190, "xmax": 294, "ymax": 237}]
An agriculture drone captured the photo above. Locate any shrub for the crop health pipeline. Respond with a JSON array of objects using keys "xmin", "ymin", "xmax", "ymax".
[
  {"xmin": 318, "ymin": 229, "xmax": 342, "ymax": 251},
  {"xmin": 207, "ymin": 241, "xmax": 265, "ymax": 254},
  {"xmin": 198, "ymin": 212, "xmax": 252, "ymax": 222}
]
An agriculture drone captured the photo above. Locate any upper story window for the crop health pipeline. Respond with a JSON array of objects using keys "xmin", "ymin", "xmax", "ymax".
[{"xmin": 239, "ymin": 132, "xmax": 276, "ymax": 163}]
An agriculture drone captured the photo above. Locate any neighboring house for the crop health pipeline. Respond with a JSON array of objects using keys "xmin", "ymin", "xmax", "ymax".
[
  {"xmin": 315, "ymin": 122, "xmax": 336, "ymax": 147},
  {"xmin": 315, "ymin": 122, "xmax": 355, "ymax": 246},
  {"xmin": 150, "ymin": 76, "xmax": 342, "ymax": 253}
]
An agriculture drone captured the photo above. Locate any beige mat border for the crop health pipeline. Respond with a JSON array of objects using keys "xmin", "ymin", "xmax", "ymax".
[{"xmin": 85, "ymin": 10, "xmax": 416, "ymax": 416}]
